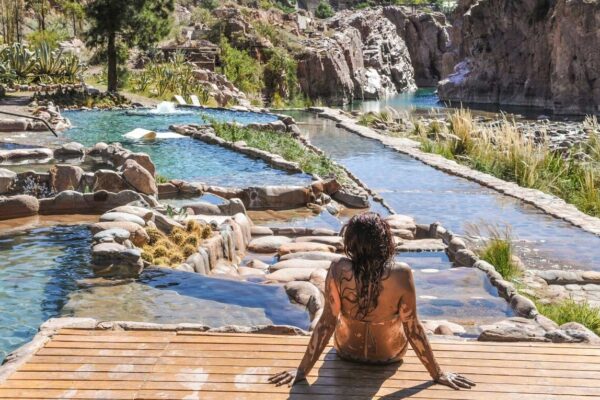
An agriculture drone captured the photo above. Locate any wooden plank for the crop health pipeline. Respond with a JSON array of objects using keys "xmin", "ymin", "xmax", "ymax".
[
  {"xmin": 11, "ymin": 370, "xmax": 599, "ymax": 388},
  {"xmin": 58, "ymin": 329, "xmax": 176, "ymax": 337},
  {"xmin": 19, "ymin": 361, "xmax": 600, "ymax": 380},
  {"xmin": 45, "ymin": 341, "xmax": 167, "ymax": 350},
  {"xmin": 51, "ymin": 334, "xmax": 173, "ymax": 343},
  {"xmin": 0, "ymin": 389, "xmax": 137, "ymax": 399}
]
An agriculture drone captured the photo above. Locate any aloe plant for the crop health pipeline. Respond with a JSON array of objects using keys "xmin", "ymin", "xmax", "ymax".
[{"xmin": 1, "ymin": 43, "xmax": 35, "ymax": 79}]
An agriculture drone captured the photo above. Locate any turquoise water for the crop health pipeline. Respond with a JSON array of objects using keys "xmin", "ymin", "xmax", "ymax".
[
  {"xmin": 0, "ymin": 225, "xmax": 309, "ymax": 361},
  {"xmin": 345, "ymin": 88, "xmax": 442, "ymax": 113},
  {"xmin": 62, "ymin": 108, "xmax": 312, "ymax": 187}
]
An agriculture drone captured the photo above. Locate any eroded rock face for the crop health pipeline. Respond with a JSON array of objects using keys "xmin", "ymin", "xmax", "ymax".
[
  {"xmin": 439, "ymin": 0, "xmax": 600, "ymax": 115},
  {"xmin": 297, "ymin": 6, "xmax": 450, "ymax": 103}
]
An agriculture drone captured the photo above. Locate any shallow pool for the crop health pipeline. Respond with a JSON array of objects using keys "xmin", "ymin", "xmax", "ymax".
[
  {"xmin": 397, "ymin": 252, "xmax": 511, "ymax": 329},
  {"xmin": 0, "ymin": 225, "xmax": 310, "ymax": 361},
  {"xmin": 62, "ymin": 108, "xmax": 312, "ymax": 187},
  {"xmin": 288, "ymin": 111, "xmax": 600, "ymax": 271}
]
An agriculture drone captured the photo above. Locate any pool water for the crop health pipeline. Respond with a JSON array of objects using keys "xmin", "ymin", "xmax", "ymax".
[
  {"xmin": 397, "ymin": 252, "xmax": 511, "ymax": 328},
  {"xmin": 287, "ymin": 111, "xmax": 600, "ymax": 271},
  {"xmin": 344, "ymin": 88, "xmax": 442, "ymax": 113},
  {"xmin": 0, "ymin": 225, "xmax": 310, "ymax": 361},
  {"xmin": 62, "ymin": 108, "xmax": 312, "ymax": 187}
]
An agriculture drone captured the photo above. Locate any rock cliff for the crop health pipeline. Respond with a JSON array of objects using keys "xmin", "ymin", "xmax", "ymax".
[
  {"xmin": 439, "ymin": 0, "xmax": 600, "ymax": 115},
  {"xmin": 297, "ymin": 6, "xmax": 450, "ymax": 104}
]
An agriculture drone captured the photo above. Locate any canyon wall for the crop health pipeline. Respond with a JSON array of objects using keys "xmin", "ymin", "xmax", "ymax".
[
  {"xmin": 297, "ymin": 6, "xmax": 450, "ymax": 104},
  {"xmin": 439, "ymin": 0, "xmax": 600, "ymax": 115}
]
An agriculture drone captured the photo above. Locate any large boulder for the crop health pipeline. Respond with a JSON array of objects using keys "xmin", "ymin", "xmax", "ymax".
[
  {"xmin": 92, "ymin": 170, "xmax": 128, "ymax": 193},
  {"xmin": 54, "ymin": 142, "xmax": 85, "ymax": 158},
  {"xmin": 241, "ymin": 186, "xmax": 312, "ymax": 210},
  {"xmin": 50, "ymin": 165, "xmax": 84, "ymax": 192},
  {"xmin": 99, "ymin": 212, "xmax": 146, "ymax": 227},
  {"xmin": 121, "ymin": 159, "xmax": 157, "ymax": 196},
  {"xmin": 294, "ymin": 236, "xmax": 344, "ymax": 251},
  {"xmin": 0, "ymin": 169, "xmax": 16, "ymax": 194},
  {"xmin": 280, "ymin": 251, "xmax": 345, "ymax": 262},
  {"xmin": 439, "ymin": 0, "xmax": 600, "ymax": 115},
  {"xmin": 89, "ymin": 221, "xmax": 149, "ymax": 247},
  {"xmin": 91, "ymin": 242, "xmax": 143, "ymax": 277},
  {"xmin": 0, "ymin": 195, "xmax": 39, "ymax": 220},
  {"xmin": 278, "ymin": 242, "xmax": 336, "ymax": 256},
  {"xmin": 270, "ymin": 259, "xmax": 332, "ymax": 271},
  {"xmin": 0, "ymin": 118, "xmax": 28, "ymax": 132},
  {"xmin": 39, "ymin": 190, "xmax": 151, "ymax": 215}
]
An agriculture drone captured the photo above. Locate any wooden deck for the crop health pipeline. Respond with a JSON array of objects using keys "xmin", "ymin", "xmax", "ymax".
[{"xmin": 1, "ymin": 329, "xmax": 599, "ymax": 399}]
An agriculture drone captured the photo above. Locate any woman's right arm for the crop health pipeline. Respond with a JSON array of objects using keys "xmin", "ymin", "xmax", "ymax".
[
  {"xmin": 269, "ymin": 265, "xmax": 341, "ymax": 387},
  {"xmin": 400, "ymin": 268, "xmax": 475, "ymax": 390}
]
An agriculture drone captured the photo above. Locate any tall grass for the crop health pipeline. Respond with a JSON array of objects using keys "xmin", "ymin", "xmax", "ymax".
[
  {"xmin": 534, "ymin": 298, "xmax": 600, "ymax": 336},
  {"xmin": 467, "ymin": 224, "xmax": 522, "ymax": 281},
  {"xmin": 419, "ymin": 109, "xmax": 600, "ymax": 217},
  {"xmin": 211, "ymin": 122, "xmax": 349, "ymax": 182}
]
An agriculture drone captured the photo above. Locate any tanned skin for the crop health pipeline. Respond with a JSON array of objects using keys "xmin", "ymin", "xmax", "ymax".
[{"xmin": 269, "ymin": 259, "xmax": 476, "ymax": 390}]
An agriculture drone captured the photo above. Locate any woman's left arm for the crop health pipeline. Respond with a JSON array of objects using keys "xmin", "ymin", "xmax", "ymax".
[{"xmin": 269, "ymin": 265, "xmax": 341, "ymax": 387}]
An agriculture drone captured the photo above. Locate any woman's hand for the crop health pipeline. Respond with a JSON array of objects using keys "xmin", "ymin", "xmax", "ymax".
[
  {"xmin": 435, "ymin": 372, "xmax": 476, "ymax": 390},
  {"xmin": 268, "ymin": 369, "xmax": 307, "ymax": 387}
]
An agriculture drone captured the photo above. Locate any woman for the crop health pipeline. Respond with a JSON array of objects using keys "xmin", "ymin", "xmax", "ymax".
[{"xmin": 269, "ymin": 213, "xmax": 475, "ymax": 390}]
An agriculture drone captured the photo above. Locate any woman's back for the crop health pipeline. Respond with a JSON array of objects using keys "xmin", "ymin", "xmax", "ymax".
[{"xmin": 331, "ymin": 258, "xmax": 411, "ymax": 363}]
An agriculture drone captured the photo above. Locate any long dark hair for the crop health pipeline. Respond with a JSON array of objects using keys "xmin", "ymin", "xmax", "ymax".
[{"xmin": 342, "ymin": 212, "xmax": 396, "ymax": 319}]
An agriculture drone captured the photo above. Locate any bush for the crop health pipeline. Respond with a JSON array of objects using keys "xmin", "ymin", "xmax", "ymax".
[
  {"xmin": 315, "ymin": 1, "xmax": 334, "ymax": 18},
  {"xmin": 264, "ymin": 48, "xmax": 298, "ymax": 103},
  {"xmin": 219, "ymin": 37, "xmax": 263, "ymax": 96},
  {"xmin": 211, "ymin": 121, "xmax": 349, "ymax": 182},
  {"xmin": 535, "ymin": 298, "xmax": 600, "ymax": 336}
]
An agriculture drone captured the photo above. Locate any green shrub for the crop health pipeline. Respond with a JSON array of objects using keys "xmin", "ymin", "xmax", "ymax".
[
  {"xmin": 211, "ymin": 121, "xmax": 349, "ymax": 182},
  {"xmin": 219, "ymin": 37, "xmax": 263, "ymax": 95},
  {"xmin": 315, "ymin": 1, "xmax": 334, "ymax": 18},
  {"xmin": 535, "ymin": 298, "xmax": 600, "ymax": 336}
]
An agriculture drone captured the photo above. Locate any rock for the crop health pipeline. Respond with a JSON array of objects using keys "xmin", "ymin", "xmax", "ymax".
[
  {"xmin": 90, "ymin": 222, "xmax": 149, "ymax": 246},
  {"xmin": 270, "ymin": 259, "xmax": 332, "ymax": 271},
  {"xmin": 109, "ymin": 206, "xmax": 154, "ymax": 222},
  {"xmin": 560, "ymin": 322, "xmax": 600, "ymax": 345},
  {"xmin": 153, "ymin": 212, "xmax": 184, "ymax": 234},
  {"xmin": 331, "ymin": 190, "xmax": 369, "ymax": 209},
  {"xmin": 278, "ymin": 242, "xmax": 337, "ymax": 256},
  {"xmin": 439, "ymin": 0, "xmax": 600, "ymax": 115},
  {"xmin": 50, "ymin": 165, "xmax": 83, "ymax": 192},
  {"xmin": 39, "ymin": 190, "xmax": 150, "ymax": 215},
  {"xmin": 238, "ymin": 266, "xmax": 266, "ymax": 276},
  {"xmin": 294, "ymin": 236, "xmax": 344, "ymax": 251},
  {"xmin": 265, "ymin": 268, "xmax": 315, "ymax": 283},
  {"xmin": 54, "ymin": 142, "xmax": 85, "ymax": 158},
  {"xmin": 453, "ymin": 248, "xmax": 478, "ymax": 267},
  {"xmin": 0, "ymin": 195, "xmax": 39, "ymax": 220},
  {"xmin": 0, "ymin": 118, "xmax": 28, "ymax": 131},
  {"xmin": 397, "ymin": 239, "xmax": 446, "ymax": 252},
  {"xmin": 92, "ymin": 170, "xmax": 128, "ymax": 193},
  {"xmin": 0, "ymin": 169, "xmax": 16, "ymax": 194},
  {"xmin": 100, "ymin": 212, "xmax": 146, "ymax": 227},
  {"xmin": 121, "ymin": 159, "xmax": 157, "ymax": 196},
  {"xmin": 158, "ymin": 183, "xmax": 178, "ymax": 197},
  {"xmin": 309, "ymin": 268, "xmax": 328, "ymax": 293},
  {"xmin": 434, "ymin": 325, "xmax": 455, "ymax": 336},
  {"xmin": 91, "ymin": 242, "xmax": 143, "ymax": 278},
  {"xmin": 123, "ymin": 152, "xmax": 156, "ymax": 177},
  {"xmin": 248, "ymin": 236, "xmax": 293, "ymax": 253},
  {"xmin": 384, "ymin": 214, "xmax": 416, "ymax": 231},
  {"xmin": 0, "ymin": 147, "xmax": 53, "ymax": 161},
  {"xmin": 250, "ymin": 226, "xmax": 274, "ymax": 236},
  {"xmin": 245, "ymin": 259, "xmax": 269, "ymax": 270},
  {"xmin": 284, "ymin": 281, "xmax": 324, "ymax": 329},
  {"xmin": 509, "ymin": 295, "xmax": 538, "ymax": 318},
  {"xmin": 241, "ymin": 186, "xmax": 312, "ymax": 210},
  {"xmin": 280, "ymin": 251, "xmax": 345, "ymax": 262},
  {"xmin": 93, "ymin": 228, "xmax": 130, "ymax": 244},
  {"xmin": 478, "ymin": 318, "xmax": 548, "ymax": 342}
]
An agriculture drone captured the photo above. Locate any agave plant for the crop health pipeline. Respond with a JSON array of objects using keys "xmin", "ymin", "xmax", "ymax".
[
  {"xmin": 60, "ymin": 53, "xmax": 86, "ymax": 81},
  {"xmin": 0, "ymin": 43, "xmax": 35, "ymax": 79},
  {"xmin": 34, "ymin": 42, "xmax": 64, "ymax": 79}
]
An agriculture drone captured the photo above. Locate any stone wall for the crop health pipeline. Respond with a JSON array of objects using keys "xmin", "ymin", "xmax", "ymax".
[{"xmin": 439, "ymin": 0, "xmax": 600, "ymax": 115}]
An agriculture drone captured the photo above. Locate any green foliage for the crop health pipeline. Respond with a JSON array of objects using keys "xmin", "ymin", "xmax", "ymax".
[
  {"xmin": 211, "ymin": 121, "xmax": 349, "ymax": 182},
  {"xmin": 315, "ymin": 1, "xmax": 334, "ymax": 18},
  {"xmin": 264, "ymin": 48, "xmax": 298, "ymax": 102},
  {"xmin": 0, "ymin": 42, "xmax": 86, "ymax": 85},
  {"xmin": 155, "ymin": 174, "xmax": 169, "ymax": 184},
  {"xmin": 219, "ymin": 37, "xmax": 263, "ymax": 95},
  {"xmin": 26, "ymin": 29, "xmax": 67, "ymax": 49},
  {"xmin": 85, "ymin": 0, "xmax": 175, "ymax": 92},
  {"xmin": 33, "ymin": 88, "xmax": 130, "ymax": 109},
  {"xmin": 477, "ymin": 230, "xmax": 522, "ymax": 281},
  {"xmin": 535, "ymin": 298, "xmax": 600, "ymax": 336},
  {"xmin": 418, "ymin": 109, "xmax": 600, "ymax": 218}
]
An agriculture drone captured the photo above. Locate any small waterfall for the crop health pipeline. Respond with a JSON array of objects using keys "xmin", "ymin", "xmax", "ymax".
[{"xmin": 150, "ymin": 101, "xmax": 178, "ymax": 114}]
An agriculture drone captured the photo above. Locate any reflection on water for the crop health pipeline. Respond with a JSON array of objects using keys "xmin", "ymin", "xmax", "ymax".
[
  {"xmin": 398, "ymin": 252, "xmax": 511, "ymax": 329},
  {"xmin": 62, "ymin": 109, "xmax": 312, "ymax": 187},
  {"xmin": 64, "ymin": 268, "xmax": 310, "ymax": 329},
  {"xmin": 287, "ymin": 111, "xmax": 600, "ymax": 271},
  {"xmin": 0, "ymin": 225, "xmax": 310, "ymax": 361}
]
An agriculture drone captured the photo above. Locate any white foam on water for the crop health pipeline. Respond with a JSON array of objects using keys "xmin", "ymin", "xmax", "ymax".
[
  {"xmin": 123, "ymin": 128, "xmax": 185, "ymax": 140},
  {"xmin": 421, "ymin": 269, "xmax": 439, "ymax": 274}
]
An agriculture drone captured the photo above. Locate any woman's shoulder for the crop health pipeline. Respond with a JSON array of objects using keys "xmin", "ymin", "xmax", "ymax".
[{"xmin": 389, "ymin": 261, "xmax": 413, "ymax": 281}]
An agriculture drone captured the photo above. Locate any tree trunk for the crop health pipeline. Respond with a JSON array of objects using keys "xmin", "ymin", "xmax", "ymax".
[
  {"xmin": 40, "ymin": 0, "xmax": 46, "ymax": 31},
  {"xmin": 107, "ymin": 32, "xmax": 118, "ymax": 92}
]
